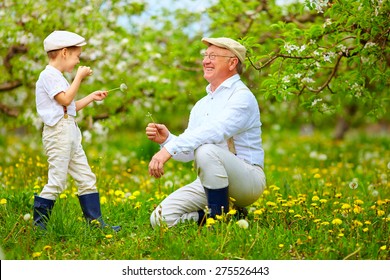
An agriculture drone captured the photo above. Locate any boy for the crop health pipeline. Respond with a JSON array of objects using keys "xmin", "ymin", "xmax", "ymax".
[{"xmin": 34, "ymin": 30, "xmax": 120, "ymax": 231}]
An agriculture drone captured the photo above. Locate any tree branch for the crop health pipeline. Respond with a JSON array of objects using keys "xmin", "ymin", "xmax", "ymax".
[
  {"xmin": 249, "ymin": 53, "xmax": 314, "ymax": 71},
  {"xmin": 0, "ymin": 102, "xmax": 19, "ymax": 117},
  {"xmin": 306, "ymin": 53, "xmax": 343, "ymax": 93}
]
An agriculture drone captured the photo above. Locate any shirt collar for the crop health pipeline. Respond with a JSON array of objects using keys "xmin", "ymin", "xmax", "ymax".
[
  {"xmin": 206, "ymin": 74, "xmax": 241, "ymax": 95},
  {"xmin": 46, "ymin": 65, "xmax": 63, "ymax": 75}
]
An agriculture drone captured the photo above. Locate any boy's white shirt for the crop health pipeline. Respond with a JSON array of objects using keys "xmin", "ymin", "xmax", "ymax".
[{"xmin": 35, "ymin": 65, "xmax": 77, "ymax": 126}]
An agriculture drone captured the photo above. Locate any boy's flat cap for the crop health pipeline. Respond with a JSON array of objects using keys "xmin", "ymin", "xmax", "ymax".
[{"xmin": 44, "ymin": 30, "xmax": 86, "ymax": 52}]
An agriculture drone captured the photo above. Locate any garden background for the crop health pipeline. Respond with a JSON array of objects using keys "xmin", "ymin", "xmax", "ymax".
[{"xmin": 0, "ymin": 0, "xmax": 389, "ymax": 260}]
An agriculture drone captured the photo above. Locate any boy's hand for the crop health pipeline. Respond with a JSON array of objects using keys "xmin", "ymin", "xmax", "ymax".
[
  {"xmin": 76, "ymin": 66, "xmax": 93, "ymax": 80},
  {"xmin": 91, "ymin": 91, "xmax": 108, "ymax": 101}
]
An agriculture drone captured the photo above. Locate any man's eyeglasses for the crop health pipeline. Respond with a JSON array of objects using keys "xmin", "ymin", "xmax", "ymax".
[{"xmin": 202, "ymin": 53, "xmax": 236, "ymax": 60}]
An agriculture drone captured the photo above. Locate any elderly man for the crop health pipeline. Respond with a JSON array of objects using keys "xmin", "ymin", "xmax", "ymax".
[{"xmin": 146, "ymin": 37, "xmax": 266, "ymax": 227}]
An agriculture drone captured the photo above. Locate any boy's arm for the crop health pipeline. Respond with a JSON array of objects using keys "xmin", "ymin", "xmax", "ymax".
[
  {"xmin": 76, "ymin": 91, "xmax": 108, "ymax": 111},
  {"xmin": 54, "ymin": 66, "xmax": 92, "ymax": 106}
]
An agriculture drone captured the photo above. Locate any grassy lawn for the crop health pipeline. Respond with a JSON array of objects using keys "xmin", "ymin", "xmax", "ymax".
[{"xmin": 0, "ymin": 126, "xmax": 389, "ymax": 260}]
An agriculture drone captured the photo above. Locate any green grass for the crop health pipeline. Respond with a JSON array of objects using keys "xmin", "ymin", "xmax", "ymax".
[{"xmin": 0, "ymin": 127, "xmax": 389, "ymax": 260}]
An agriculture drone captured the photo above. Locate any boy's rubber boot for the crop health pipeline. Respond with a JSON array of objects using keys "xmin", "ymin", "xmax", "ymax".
[
  {"xmin": 204, "ymin": 186, "xmax": 229, "ymax": 219},
  {"xmin": 78, "ymin": 192, "xmax": 121, "ymax": 232},
  {"xmin": 33, "ymin": 195, "xmax": 55, "ymax": 230}
]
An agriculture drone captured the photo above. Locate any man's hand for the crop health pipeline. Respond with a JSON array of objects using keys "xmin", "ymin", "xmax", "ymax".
[
  {"xmin": 148, "ymin": 147, "xmax": 172, "ymax": 178},
  {"xmin": 146, "ymin": 123, "xmax": 169, "ymax": 144}
]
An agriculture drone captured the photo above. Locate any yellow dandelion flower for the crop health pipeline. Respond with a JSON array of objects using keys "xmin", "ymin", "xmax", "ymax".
[
  {"xmin": 354, "ymin": 199, "xmax": 364, "ymax": 205},
  {"xmin": 341, "ymin": 203, "xmax": 351, "ymax": 209},
  {"xmin": 294, "ymin": 214, "xmax": 302, "ymax": 218},
  {"xmin": 253, "ymin": 209, "xmax": 264, "ymax": 215},
  {"xmin": 363, "ymin": 227, "xmax": 369, "ymax": 232},
  {"xmin": 0, "ymin": 198, "xmax": 7, "ymax": 205},
  {"xmin": 206, "ymin": 218, "xmax": 215, "ymax": 227},
  {"xmin": 228, "ymin": 209, "xmax": 237, "ymax": 215},
  {"xmin": 353, "ymin": 206, "xmax": 362, "ymax": 214},
  {"xmin": 215, "ymin": 215, "xmax": 223, "ymax": 220},
  {"xmin": 133, "ymin": 190, "xmax": 141, "ymax": 197},
  {"xmin": 338, "ymin": 233, "xmax": 344, "ymax": 237},
  {"xmin": 43, "ymin": 245, "xmax": 52, "ymax": 251},
  {"xmin": 105, "ymin": 234, "xmax": 113, "ymax": 239},
  {"xmin": 376, "ymin": 200, "xmax": 385, "ymax": 206},
  {"xmin": 91, "ymin": 219, "xmax": 101, "ymax": 226},
  {"xmin": 332, "ymin": 218, "xmax": 343, "ymax": 225},
  {"xmin": 321, "ymin": 221, "xmax": 330, "ymax": 226},
  {"xmin": 266, "ymin": 201, "xmax": 277, "ymax": 207},
  {"xmin": 128, "ymin": 195, "xmax": 137, "ymax": 200},
  {"xmin": 134, "ymin": 202, "xmax": 142, "ymax": 209},
  {"xmin": 314, "ymin": 219, "xmax": 322, "ymax": 223},
  {"xmin": 100, "ymin": 196, "xmax": 107, "ymax": 204},
  {"xmin": 114, "ymin": 190, "xmax": 124, "ymax": 197},
  {"xmin": 32, "ymin": 252, "xmax": 42, "ymax": 258},
  {"xmin": 312, "ymin": 196, "xmax": 320, "ymax": 201},
  {"xmin": 288, "ymin": 209, "xmax": 295, "ymax": 214},
  {"xmin": 364, "ymin": 221, "xmax": 372, "ymax": 225},
  {"xmin": 335, "ymin": 193, "xmax": 342, "ymax": 198},
  {"xmin": 59, "ymin": 193, "xmax": 67, "ymax": 199},
  {"xmin": 380, "ymin": 245, "xmax": 387, "ymax": 251},
  {"xmin": 314, "ymin": 173, "xmax": 321, "ymax": 179},
  {"xmin": 377, "ymin": 210, "xmax": 385, "ymax": 216},
  {"xmin": 263, "ymin": 190, "xmax": 270, "ymax": 196},
  {"xmin": 320, "ymin": 199, "xmax": 328, "ymax": 204},
  {"xmin": 278, "ymin": 244, "xmax": 284, "ymax": 248},
  {"xmin": 353, "ymin": 220, "xmax": 363, "ymax": 227}
]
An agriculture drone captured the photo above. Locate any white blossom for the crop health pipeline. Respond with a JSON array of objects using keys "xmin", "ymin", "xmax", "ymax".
[
  {"xmin": 311, "ymin": 98, "xmax": 322, "ymax": 106},
  {"xmin": 82, "ymin": 130, "xmax": 92, "ymax": 143},
  {"xmin": 323, "ymin": 18, "xmax": 332, "ymax": 27},
  {"xmin": 309, "ymin": 0, "xmax": 329, "ymax": 13},
  {"xmin": 302, "ymin": 77, "xmax": 315, "ymax": 84}
]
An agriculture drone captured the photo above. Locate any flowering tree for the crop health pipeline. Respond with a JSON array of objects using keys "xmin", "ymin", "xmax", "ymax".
[
  {"xmin": 206, "ymin": 0, "xmax": 389, "ymax": 137},
  {"xmin": 0, "ymin": 0, "xmax": 388, "ymax": 139}
]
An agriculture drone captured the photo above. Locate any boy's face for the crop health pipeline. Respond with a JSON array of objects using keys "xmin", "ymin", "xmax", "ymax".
[{"xmin": 63, "ymin": 47, "xmax": 82, "ymax": 73}]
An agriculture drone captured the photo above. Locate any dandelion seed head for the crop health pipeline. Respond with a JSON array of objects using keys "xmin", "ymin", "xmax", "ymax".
[
  {"xmin": 120, "ymin": 83, "xmax": 128, "ymax": 92},
  {"xmin": 371, "ymin": 190, "xmax": 379, "ymax": 197},
  {"xmin": 236, "ymin": 219, "xmax": 249, "ymax": 229},
  {"xmin": 23, "ymin": 213, "xmax": 31, "ymax": 221}
]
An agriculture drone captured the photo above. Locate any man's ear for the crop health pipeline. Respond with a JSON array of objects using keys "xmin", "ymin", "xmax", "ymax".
[{"xmin": 229, "ymin": 57, "xmax": 238, "ymax": 71}]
